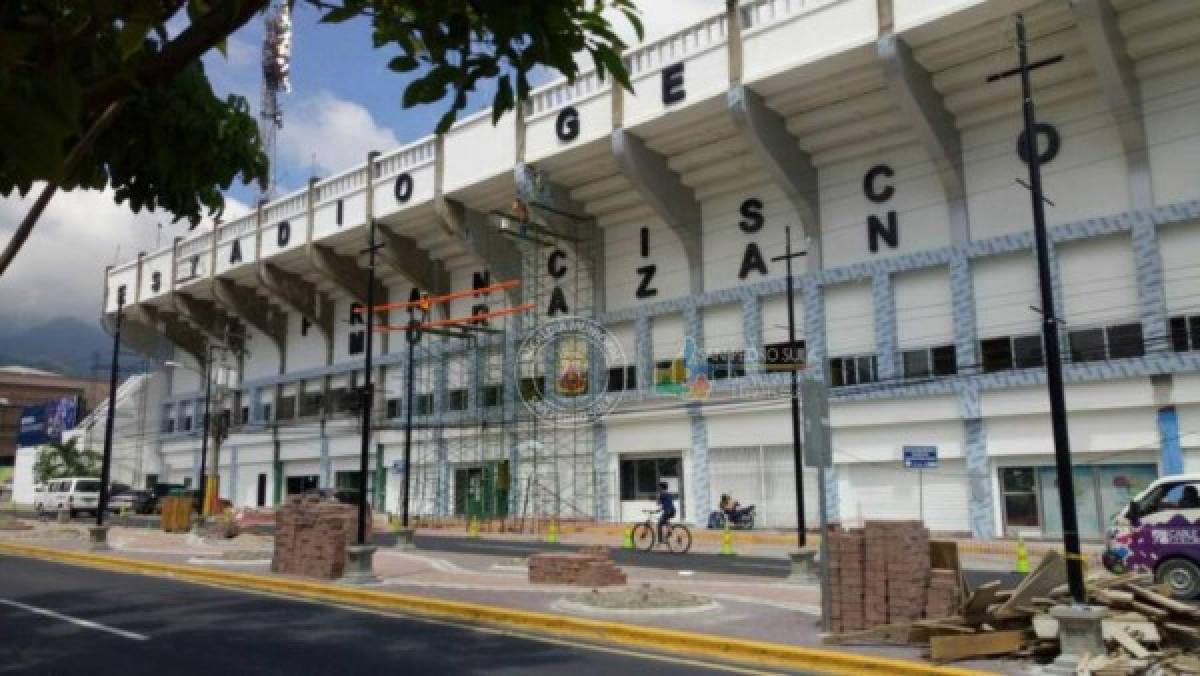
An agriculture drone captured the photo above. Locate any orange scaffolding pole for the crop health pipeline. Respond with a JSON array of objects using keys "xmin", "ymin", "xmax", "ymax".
[
  {"xmin": 374, "ymin": 302, "xmax": 536, "ymax": 333},
  {"xmin": 356, "ymin": 279, "xmax": 521, "ymax": 314}
]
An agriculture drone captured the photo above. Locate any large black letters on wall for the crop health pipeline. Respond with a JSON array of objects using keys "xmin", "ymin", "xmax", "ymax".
[
  {"xmin": 556, "ymin": 107, "xmax": 580, "ymax": 142},
  {"xmin": 636, "ymin": 226, "xmax": 658, "ymax": 299},
  {"xmin": 864, "ymin": 165, "xmax": 895, "ymax": 203},
  {"xmin": 116, "ymin": 285, "xmax": 127, "ymax": 306},
  {"xmin": 150, "ymin": 271, "xmax": 162, "ymax": 292},
  {"xmin": 229, "ymin": 239, "xmax": 242, "ymax": 264},
  {"xmin": 548, "ymin": 249, "xmax": 567, "ymax": 278},
  {"xmin": 394, "ymin": 173, "xmax": 413, "ymax": 203},
  {"xmin": 738, "ymin": 242, "xmax": 768, "ymax": 279},
  {"xmin": 868, "ymin": 212, "xmax": 898, "ymax": 252},
  {"xmin": 1017, "ymin": 123, "xmax": 1060, "ymax": 165},
  {"xmin": 301, "ymin": 317, "xmax": 311, "ymax": 337},
  {"xmin": 662, "ymin": 63, "xmax": 685, "ymax": 105},
  {"xmin": 277, "ymin": 221, "xmax": 291, "ymax": 247},
  {"xmin": 738, "ymin": 198, "xmax": 764, "ymax": 233},
  {"xmin": 547, "ymin": 249, "xmax": 569, "ymax": 316}
]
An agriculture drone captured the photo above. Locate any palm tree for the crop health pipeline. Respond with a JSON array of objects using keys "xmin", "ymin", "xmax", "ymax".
[{"xmin": 33, "ymin": 440, "xmax": 100, "ymax": 483}]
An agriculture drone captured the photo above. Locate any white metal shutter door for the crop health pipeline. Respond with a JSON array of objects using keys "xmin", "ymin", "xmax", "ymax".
[
  {"xmin": 763, "ymin": 445, "xmax": 819, "ymax": 530},
  {"xmin": 842, "ymin": 461, "xmax": 969, "ymax": 533}
]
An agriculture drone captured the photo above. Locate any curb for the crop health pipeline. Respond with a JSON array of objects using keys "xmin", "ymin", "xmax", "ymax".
[{"xmin": 0, "ymin": 541, "xmax": 986, "ymax": 676}]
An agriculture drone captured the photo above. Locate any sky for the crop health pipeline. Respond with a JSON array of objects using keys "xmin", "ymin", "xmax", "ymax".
[{"xmin": 0, "ymin": 1, "xmax": 723, "ymax": 333}]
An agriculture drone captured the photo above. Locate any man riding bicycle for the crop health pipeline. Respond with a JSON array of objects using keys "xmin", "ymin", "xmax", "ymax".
[{"xmin": 656, "ymin": 481, "xmax": 676, "ymax": 540}]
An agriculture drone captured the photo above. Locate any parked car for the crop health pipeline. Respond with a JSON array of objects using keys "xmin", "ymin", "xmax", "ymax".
[
  {"xmin": 108, "ymin": 488, "xmax": 154, "ymax": 514},
  {"xmin": 1103, "ymin": 473, "xmax": 1200, "ymax": 599},
  {"xmin": 33, "ymin": 477, "xmax": 102, "ymax": 517}
]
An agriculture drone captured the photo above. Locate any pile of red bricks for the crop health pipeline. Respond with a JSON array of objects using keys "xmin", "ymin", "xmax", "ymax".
[
  {"xmin": 828, "ymin": 520, "xmax": 934, "ymax": 632},
  {"xmin": 884, "ymin": 520, "xmax": 930, "ymax": 623},
  {"xmin": 925, "ymin": 568, "xmax": 960, "ymax": 619},
  {"xmin": 272, "ymin": 494, "xmax": 361, "ymax": 579},
  {"xmin": 528, "ymin": 546, "xmax": 626, "ymax": 586},
  {"xmin": 828, "ymin": 530, "xmax": 865, "ymax": 633}
]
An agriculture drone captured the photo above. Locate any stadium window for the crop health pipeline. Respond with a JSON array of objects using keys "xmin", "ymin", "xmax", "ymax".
[
  {"xmin": 706, "ymin": 351, "xmax": 745, "ymax": 380},
  {"xmin": 932, "ymin": 345, "xmax": 957, "ymax": 376},
  {"xmin": 520, "ymin": 377, "xmax": 544, "ymax": 402},
  {"xmin": 414, "ymin": 394, "xmax": 434, "ymax": 416},
  {"xmin": 1169, "ymin": 316, "xmax": 1200, "ymax": 353},
  {"xmin": 385, "ymin": 398, "xmax": 401, "ymax": 418},
  {"xmin": 901, "ymin": 345, "xmax": 956, "ymax": 379},
  {"xmin": 482, "ymin": 384, "xmax": 502, "ymax": 408},
  {"xmin": 980, "ymin": 337, "xmax": 1014, "ymax": 373},
  {"xmin": 276, "ymin": 396, "xmax": 296, "ymax": 420},
  {"xmin": 448, "ymin": 389, "xmax": 468, "ymax": 411},
  {"xmin": 164, "ymin": 418, "xmax": 175, "ymax": 434},
  {"xmin": 1068, "ymin": 328, "xmax": 1106, "ymax": 363},
  {"xmin": 607, "ymin": 365, "xmax": 636, "ymax": 392},
  {"xmin": 829, "ymin": 354, "xmax": 878, "ymax": 388},
  {"xmin": 1106, "ymin": 323, "xmax": 1144, "ymax": 359},
  {"xmin": 1013, "ymin": 335, "xmax": 1044, "ymax": 368},
  {"xmin": 183, "ymin": 415, "xmax": 193, "ymax": 432},
  {"xmin": 901, "ymin": 349, "xmax": 930, "ymax": 378},
  {"xmin": 299, "ymin": 391, "xmax": 323, "ymax": 417},
  {"xmin": 239, "ymin": 406, "xmax": 250, "ymax": 425}
]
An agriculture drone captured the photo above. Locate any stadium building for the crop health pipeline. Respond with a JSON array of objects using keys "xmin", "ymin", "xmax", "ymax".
[{"xmin": 102, "ymin": 0, "xmax": 1200, "ymax": 539}]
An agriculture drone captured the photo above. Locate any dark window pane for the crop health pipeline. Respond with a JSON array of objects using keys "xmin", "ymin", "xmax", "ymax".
[
  {"xmin": 1004, "ymin": 494, "xmax": 1040, "ymax": 528},
  {"xmin": 1190, "ymin": 317, "xmax": 1200, "ymax": 354},
  {"xmin": 482, "ymin": 385, "xmax": 501, "ymax": 408},
  {"xmin": 1013, "ymin": 335, "xmax": 1044, "ymax": 368},
  {"xmin": 607, "ymin": 366, "xmax": 625, "ymax": 392},
  {"xmin": 620, "ymin": 460, "xmax": 636, "ymax": 500},
  {"xmin": 1106, "ymin": 323, "xmax": 1144, "ymax": 359},
  {"xmin": 1002, "ymin": 467, "xmax": 1037, "ymax": 492},
  {"xmin": 415, "ymin": 394, "xmax": 434, "ymax": 415},
  {"xmin": 857, "ymin": 356, "xmax": 877, "ymax": 383},
  {"xmin": 626, "ymin": 365, "xmax": 637, "ymax": 390},
  {"xmin": 448, "ymin": 389, "xmax": 468, "ymax": 411},
  {"xmin": 636, "ymin": 459, "xmax": 657, "ymax": 496},
  {"xmin": 1171, "ymin": 317, "xmax": 1190, "ymax": 352},
  {"xmin": 386, "ymin": 398, "xmax": 400, "ymax": 418},
  {"xmin": 981, "ymin": 337, "xmax": 1014, "ymax": 373},
  {"xmin": 1069, "ymin": 328, "xmax": 1106, "ymax": 362},
  {"xmin": 183, "ymin": 416, "xmax": 193, "ymax": 431},
  {"xmin": 902, "ymin": 349, "xmax": 930, "ymax": 378},
  {"xmin": 932, "ymin": 345, "xmax": 957, "ymax": 376},
  {"xmin": 707, "ymin": 354, "xmax": 729, "ymax": 380},
  {"xmin": 730, "ymin": 352, "xmax": 746, "ymax": 378},
  {"xmin": 829, "ymin": 358, "xmax": 845, "ymax": 388},
  {"xmin": 240, "ymin": 406, "xmax": 249, "ymax": 424}
]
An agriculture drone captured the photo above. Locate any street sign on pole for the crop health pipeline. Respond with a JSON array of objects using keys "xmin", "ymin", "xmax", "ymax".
[
  {"xmin": 902, "ymin": 445, "xmax": 938, "ymax": 469},
  {"xmin": 801, "ymin": 378, "xmax": 831, "ymax": 468}
]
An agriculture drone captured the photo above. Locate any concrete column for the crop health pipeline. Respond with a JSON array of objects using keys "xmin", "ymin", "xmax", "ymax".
[
  {"xmin": 192, "ymin": 447, "xmax": 202, "ymax": 487},
  {"xmin": 949, "ymin": 252, "xmax": 979, "ymax": 372},
  {"xmin": 635, "ymin": 316, "xmax": 653, "ymax": 396},
  {"xmin": 687, "ymin": 402, "xmax": 710, "ymax": 526},
  {"xmin": 872, "ymin": 273, "xmax": 897, "ymax": 380},
  {"xmin": 229, "ymin": 445, "xmax": 239, "ymax": 507},
  {"xmin": 803, "ymin": 279, "xmax": 826, "ymax": 383},
  {"xmin": 1132, "ymin": 220, "xmax": 1169, "ymax": 354},
  {"xmin": 591, "ymin": 419, "xmax": 610, "ymax": 521},
  {"xmin": 319, "ymin": 429, "xmax": 331, "ymax": 490},
  {"xmin": 1158, "ymin": 406, "xmax": 1184, "ymax": 475},
  {"xmin": 742, "ymin": 293, "xmax": 763, "ymax": 374},
  {"xmin": 963, "ymin": 417, "xmax": 994, "ymax": 538}
]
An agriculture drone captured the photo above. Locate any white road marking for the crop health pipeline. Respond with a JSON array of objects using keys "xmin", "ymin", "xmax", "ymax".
[{"xmin": 0, "ymin": 598, "xmax": 149, "ymax": 641}]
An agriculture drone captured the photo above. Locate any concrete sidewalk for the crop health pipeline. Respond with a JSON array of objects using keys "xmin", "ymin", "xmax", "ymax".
[{"xmin": 0, "ymin": 519, "xmax": 1031, "ymax": 674}]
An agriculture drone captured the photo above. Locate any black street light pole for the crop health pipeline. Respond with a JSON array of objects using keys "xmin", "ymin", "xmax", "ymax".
[
  {"xmin": 771, "ymin": 226, "xmax": 808, "ymax": 549},
  {"xmin": 96, "ymin": 288, "xmax": 125, "ymax": 527},
  {"xmin": 196, "ymin": 345, "xmax": 213, "ymax": 516},
  {"xmin": 987, "ymin": 14, "xmax": 1084, "ymax": 602},
  {"xmin": 357, "ymin": 151, "xmax": 381, "ymax": 547},
  {"xmin": 402, "ymin": 319, "xmax": 419, "ymax": 528}
]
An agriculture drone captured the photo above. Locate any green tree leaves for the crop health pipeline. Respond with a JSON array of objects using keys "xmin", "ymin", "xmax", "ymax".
[{"xmin": 33, "ymin": 440, "xmax": 101, "ymax": 484}]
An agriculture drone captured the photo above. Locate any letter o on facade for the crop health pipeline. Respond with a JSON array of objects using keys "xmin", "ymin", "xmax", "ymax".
[
  {"xmin": 277, "ymin": 220, "xmax": 291, "ymax": 247},
  {"xmin": 394, "ymin": 172, "xmax": 414, "ymax": 203},
  {"xmin": 556, "ymin": 107, "xmax": 580, "ymax": 142},
  {"xmin": 1017, "ymin": 123, "xmax": 1061, "ymax": 165}
]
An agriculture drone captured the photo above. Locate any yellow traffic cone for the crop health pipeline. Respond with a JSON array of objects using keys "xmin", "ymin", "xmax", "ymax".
[
  {"xmin": 1015, "ymin": 535, "xmax": 1029, "ymax": 574},
  {"xmin": 622, "ymin": 524, "xmax": 634, "ymax": 550},
  {"xmin": 468, "ymin": 516, "xmax": 480, "ymax": 538},
  {"xmin": 546, "ymin": 518, "xmax": 559, "ymax": 544},
  {"xmin": 720, "ymin": 522, "xmax": 735, "ymax": 556}
]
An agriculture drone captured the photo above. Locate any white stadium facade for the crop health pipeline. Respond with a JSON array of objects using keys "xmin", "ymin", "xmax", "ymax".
[{"xmin": 101, "ymin": 0, "xmax": 1200, "ymax": 539}]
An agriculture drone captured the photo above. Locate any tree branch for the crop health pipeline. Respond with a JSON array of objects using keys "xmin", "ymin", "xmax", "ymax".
[{"xmin": 0, "ymin": 101, "xmax": 125, "ymax": 278}]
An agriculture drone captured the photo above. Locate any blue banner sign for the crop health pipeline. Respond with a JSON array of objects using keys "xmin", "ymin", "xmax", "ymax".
[
  {"xmin": 17, "ymin": 396, "xmax": 79, "ymax": 447},
  {"xmin": 902, "ymin": 445, "xmax": 938, "ymax": 469}
]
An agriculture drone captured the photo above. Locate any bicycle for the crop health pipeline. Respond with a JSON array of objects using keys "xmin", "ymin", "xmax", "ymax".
[{"xmin": 631, "ymin": 509, "xmax": 692, "ymax": 554}]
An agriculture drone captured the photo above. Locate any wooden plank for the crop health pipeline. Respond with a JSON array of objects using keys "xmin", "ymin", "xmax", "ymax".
[
  {"xmin": 1102, "ymin": 619, "xmax": 1160, "ymax": 644},
  {"xmin": 1128, "ymin": 585, "xmax": 1200, "ymax": 618},
  {"xmin": 962, "ymin": 580, "xmax": 1003, "ymax": 620},
  {"xmin": 995, "ymin": 550, "xmax": 1067, "ymax": 618},
  {"xmin": 1032, "ymin": 613, "xmax": 1058, "ymax": 640},
  {"xmin": 1163, "ymin": 622, "xmax": 1200, "ymax": 638},
  {"xmin": 930, "ymin": 630, "xmax": 1025, "ymax": 662},
  {"xmin": 1110, "ymin": 627, "xmax": 1149, "ymax": 659}
]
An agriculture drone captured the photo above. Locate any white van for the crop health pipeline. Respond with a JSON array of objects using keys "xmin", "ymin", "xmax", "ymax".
[
  {"xmin": 33, "ymin": 477, "xmax": 102, "ymax": 517},
  {"xmin": 1103, "ymin": 474, "xmax": 1200, "ymax": 599}
]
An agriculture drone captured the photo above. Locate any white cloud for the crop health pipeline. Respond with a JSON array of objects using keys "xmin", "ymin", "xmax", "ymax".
[
  {"xmin": 277, "ymin": 91, "xmax": 401, "ymax": 179},
  {"xmin": 0, "ymin": 188, "xmax": 248, "ymax": 331}
]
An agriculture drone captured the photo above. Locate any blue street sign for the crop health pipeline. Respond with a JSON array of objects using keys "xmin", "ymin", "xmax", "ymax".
[{"xmin": 903, "ymin": 445, "xmax": 938, "ymax": 469}]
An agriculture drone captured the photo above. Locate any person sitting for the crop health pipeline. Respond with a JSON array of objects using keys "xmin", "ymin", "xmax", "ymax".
[
  {"xmin": 656, "ymin": 482, "xmax": 676, "ymax": 539},
  {"xmin": 720, "ymin": 493, "xmax": 744, "ymax": 521}
]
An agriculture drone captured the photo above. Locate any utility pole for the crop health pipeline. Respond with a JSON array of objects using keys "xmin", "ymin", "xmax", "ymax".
[
  {"xmin": 987, "ymin": 14, "xmax": 1085, "ymax": 603},
  {"xmin": 770, "ymin": 226, "xmax": 808, "ymax": 549},
  {"xmin": 402, "ymin": 316, "xmax": 420, "ymax": 528},
  {"xmin": 357, "ymin": 151, "xmax": 381, "ymax": 548},
  {"xmin": 94, "ymin": 287, "xmax": 124, "ymax": 548},
  {"xmin": 197, "ymin": 344, "xmax": 213, "ymax": 520}
]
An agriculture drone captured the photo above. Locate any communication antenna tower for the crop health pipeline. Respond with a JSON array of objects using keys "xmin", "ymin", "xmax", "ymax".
[{"xmin": 259, "ymin": 0, "xmax": 292, "ymax": 200}]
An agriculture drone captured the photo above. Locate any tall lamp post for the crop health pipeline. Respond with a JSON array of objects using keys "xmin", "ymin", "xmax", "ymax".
[{"xmin": 91, "ymin": 285, "xmax": 125, "ymax": 551}]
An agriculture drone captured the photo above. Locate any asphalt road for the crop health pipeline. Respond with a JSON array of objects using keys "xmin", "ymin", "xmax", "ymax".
[{"xmin": 0, "ymin": 555, "xmax": 782, "ymax": 675}]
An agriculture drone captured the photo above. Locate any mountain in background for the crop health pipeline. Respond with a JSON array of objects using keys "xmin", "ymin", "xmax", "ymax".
[{"xmin": 0, "ymin": 317, "xmax": 151, "ymax": 378}]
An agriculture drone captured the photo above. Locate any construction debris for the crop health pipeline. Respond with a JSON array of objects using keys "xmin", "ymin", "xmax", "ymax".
[{"xmin": 823, "ymin": 535, "xmax": 1200, "ymax": 674}]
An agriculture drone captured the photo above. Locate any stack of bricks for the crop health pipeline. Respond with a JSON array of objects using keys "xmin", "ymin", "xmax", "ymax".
[
  {"xmin": 272, "ymin": 494, "xmax": 362, "ymax": 579},
  {"xmin": 827, "ymin": 530, "xmax": 865, "ymax": 633},
  {"xmin": 924, "ymin": 568, "xmax": 960, "ymax": 619},
  {"xmin": 528, "ymin": 547, "xmax": 626, "ymax": 586},
  {"xmin": 877, "ymin": 520, "xmax": 930, "ymax": 623},
  {"xmin": 863, "ymin": 522, "xmax": 891, "ymax": 627}
]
